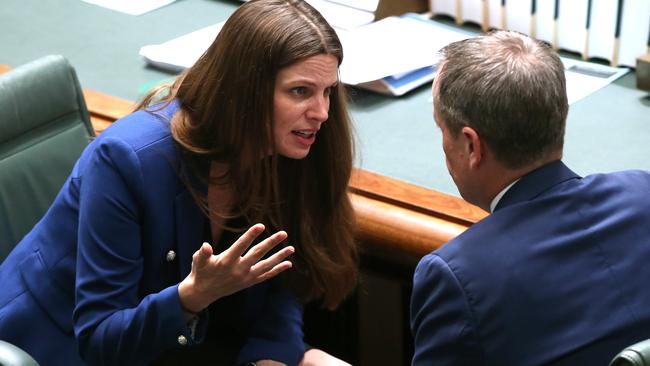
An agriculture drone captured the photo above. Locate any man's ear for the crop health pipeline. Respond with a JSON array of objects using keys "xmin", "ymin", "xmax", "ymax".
[{"xmin": 461, "ymin": 126, "xmax": 483, "ymax": 169}]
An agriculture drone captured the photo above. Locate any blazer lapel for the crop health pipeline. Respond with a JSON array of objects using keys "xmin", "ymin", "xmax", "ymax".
[
  {"xmin": 174, "ymin": 190, "xmax": 206, "ymax": 278},
  {"xmin": 495, "ymin": 160, "xmax": 580, "ymax": 212}
]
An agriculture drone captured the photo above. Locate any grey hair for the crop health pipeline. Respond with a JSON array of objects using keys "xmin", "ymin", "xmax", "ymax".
[{"xmin": 434, "ymin": 30, "xmax": 568, "ymax": 169}]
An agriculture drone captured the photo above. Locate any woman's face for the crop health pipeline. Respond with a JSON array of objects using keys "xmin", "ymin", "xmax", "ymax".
[{"xmin": 273, "ymin": 54, "xmax": 339, "ymax": 159}]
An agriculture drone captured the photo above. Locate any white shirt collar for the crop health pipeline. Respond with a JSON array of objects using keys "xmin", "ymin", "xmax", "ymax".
[{"xmin": 489, "ymin": 179, "xmax": 520, "ymax": 213}]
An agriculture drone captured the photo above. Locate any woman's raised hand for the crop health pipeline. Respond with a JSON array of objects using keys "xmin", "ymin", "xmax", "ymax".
[{"xmin": 178, "ymin": 223, "xmax": 294, "ymax": 314}]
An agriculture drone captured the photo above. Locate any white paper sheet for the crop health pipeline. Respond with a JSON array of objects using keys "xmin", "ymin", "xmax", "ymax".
[
  {"xmin": 305, "ymin": 0, "xmax": 375, "ymax": 30},
  {"xmin": 82, "ymin": 0, "xmax": 176, "ymax": 15},
  {"xmin": 139, "ymin": 22, "xmax": 224, "ymax": 71},
  {"xmin": 338, "ymin": 16, "xmax": 472, "ymax": 85},
  {"xmin": 326, "ymin": 0, "xmax": 379, "ymax": 13},
  {"xmin": 562, "ymin": 57, "xmax": 629, "ymax": 104},
  {"xmin": 240, "ymin": 0, "xmax": 374, "ymax": 29}
]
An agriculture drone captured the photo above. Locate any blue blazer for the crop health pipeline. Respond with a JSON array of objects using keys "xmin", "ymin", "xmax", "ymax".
[
  {"xmin": 0, "ymin": 102, "xmax": 305, "ymax": 366},
  {"xmin": 411, "ymin": 161, "xmax": 650, "ymax": 365}
]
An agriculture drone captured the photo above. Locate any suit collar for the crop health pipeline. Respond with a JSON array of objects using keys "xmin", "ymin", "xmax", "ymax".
[{"xmin": 494, "ymin": 160, "xmax": 580, "ymax": 212}]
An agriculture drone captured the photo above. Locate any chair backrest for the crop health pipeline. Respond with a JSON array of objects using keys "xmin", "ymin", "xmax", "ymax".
[
  {"xmin": 0, "ymin": 55, "xmax": 94, "ymax": 260},
  {"xmin": 610, "ymin": 339, "xmax": 650, "ymax": 366},
  {"xmin": 0, "ymin": 340, "xmax": 39, "ymax": 366}
]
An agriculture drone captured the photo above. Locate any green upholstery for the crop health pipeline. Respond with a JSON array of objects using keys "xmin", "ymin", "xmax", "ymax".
[
  {"xmin": 0, "ymin": 55, "xmax": 93, "ymax": 260},
  {"xmin": 0, "ymin": 341, "xmax": 39, "ymax": 366},
  {"xmin": 610, "ymin": 339, "xmax": 650, "ymax": 366}
]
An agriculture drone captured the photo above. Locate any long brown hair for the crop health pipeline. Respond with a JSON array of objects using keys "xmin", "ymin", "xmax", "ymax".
[{"xmin": 138, "ymin": 0, "xmax": 357, "ymax": 309}]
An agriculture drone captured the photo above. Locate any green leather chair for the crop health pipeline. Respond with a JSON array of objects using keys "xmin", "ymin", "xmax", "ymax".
[
  {"xmin": 0, "ymin": 341, "xmax": 39, "ymax": 366},
  {"xmin": 0, "ymin": 55, "xmax": 94, "ymax": 261},
  {"xmin": 610, "ymin": 339, "xmax": 650, "ymax": 366}
]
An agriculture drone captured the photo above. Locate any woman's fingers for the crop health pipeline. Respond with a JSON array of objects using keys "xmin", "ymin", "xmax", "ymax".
[
  {"xmin": 193, "ymin": 242, "xmax": 213, "ymax": 269},
  {"xmin": 250, "ymin": 245, "xmax": 295, "ymax": 276},
  {"xmin": 222, "ymin": 223, "xmax": 266, "ymax": 263},
  {"xmin": 253, "ymin": 260, "xmax": 293, "ymax": 284},
  {"xmin": 241, "ymin": 230, "xmax": 288, "ymax": 267}
]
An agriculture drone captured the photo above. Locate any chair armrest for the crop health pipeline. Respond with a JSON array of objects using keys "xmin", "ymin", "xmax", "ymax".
[
  {"xmin": 0, "ymin": 340, "xmax": 39, "ymax": 366},
  {"xmin": 610, "ymin": 339, "xmax": 650, "ymax": 366}
]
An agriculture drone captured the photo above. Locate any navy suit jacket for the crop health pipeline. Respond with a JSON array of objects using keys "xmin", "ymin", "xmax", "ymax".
[
  {"xmin": 411, "ymin": 161, "xmax": 650, "ymax": 365},
  {"xmin": 0, "ymin": 101, "xmax": 304, "ymax": 366}
]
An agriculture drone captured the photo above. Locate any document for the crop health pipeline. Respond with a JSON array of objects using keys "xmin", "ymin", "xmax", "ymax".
[
  {"xmin": 81, "ymin": 0, "xmax": 176, "ymax": 15},
  {"xmin": 562, "ymin": 58, "xmax": 629, "ymax": 104},
  {"xmin": 139, "ymin": 11, "xmax": 628, "ymax": 99},
  {"xmin": 337, "ymin": 15, "xmax": 473, "ymax": 86},
  {"xmin": 326, "ymin": 0, "xmax": 379, "ymax": 13},
  {"xmin": 305, "ymin": 0, "xmax": 375, "ymax": 29},
  {"xmin": 139, "ymin": 22, "xmax": 224, "ymax": 72},
  {"xmin": 240, "ymin": 0, "xmax": 374, "ymax": 30}
]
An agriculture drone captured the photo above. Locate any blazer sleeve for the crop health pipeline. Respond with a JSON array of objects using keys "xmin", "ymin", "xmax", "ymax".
[
  {"xmin": 72, "ymin": 137, "xmax": 197, "ymax": 366},
  {"xmin": 410, "ymin": 253, "xmax": 483, "ymax": 366},
  {"xmin": 237, "ymin": 278, "xmax": 305, "ymax": 366}
]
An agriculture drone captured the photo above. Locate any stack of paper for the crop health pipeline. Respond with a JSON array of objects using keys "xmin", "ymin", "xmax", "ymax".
[
  {"xmin": 140, "ymin": 23, "xmax": 224, "ymax": 72},
  {"xmin": 336, "ymin": 15, "xmax": 473, "ymax": 95},
  {"xmin": 139, "ymin": 10, "xmax": 629, "ymax": 100},
  {"xmin": 240, "ymin": 0, "xmax": 375, "ymax": 30},
  {"xmin": 82, "ymin": 0, "xmax": 176, "ymax": 16}
]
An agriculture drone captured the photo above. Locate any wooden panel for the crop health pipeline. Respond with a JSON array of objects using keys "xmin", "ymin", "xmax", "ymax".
[
  {"xmin": 349, "ymin": 169, "xmax": 486, "ymax": 256},
  {"xmin": 83, "ymin": 89, "xmax": 135, "ymax": 134},
  {"xmin": 375, "ymin": 0, "xmax": 429, "ymax": 20}
]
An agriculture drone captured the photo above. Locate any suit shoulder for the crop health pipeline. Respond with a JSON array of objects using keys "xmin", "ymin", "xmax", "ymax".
[{"xmin": 95, "ymin": 103, "xmax": 177, "ymax": 152}]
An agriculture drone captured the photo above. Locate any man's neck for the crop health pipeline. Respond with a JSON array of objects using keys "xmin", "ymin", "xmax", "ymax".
[{"xmin": 479, "ymin": 154, "xmax": 562, "ymax": 212}]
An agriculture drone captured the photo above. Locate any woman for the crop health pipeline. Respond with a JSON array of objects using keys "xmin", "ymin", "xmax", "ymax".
[{"xmin": 0, "ymin": 0, "xmax": 357, "ymax": 365}]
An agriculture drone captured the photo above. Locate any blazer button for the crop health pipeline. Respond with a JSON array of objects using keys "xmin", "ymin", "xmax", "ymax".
[
  {"xmin": 166, "ymin": 250, "xmax": 176, "ymax": 262},
  {"xmin": 177, "ymin": 335, "xmax": 188, "ymax": 346}
]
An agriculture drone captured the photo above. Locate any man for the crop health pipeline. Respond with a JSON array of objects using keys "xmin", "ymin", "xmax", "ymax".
[{"xmin": 410, "ymin": 30, "xmax": 650, "ymax": 365}]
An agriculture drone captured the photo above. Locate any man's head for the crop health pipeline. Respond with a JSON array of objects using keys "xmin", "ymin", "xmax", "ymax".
[{"xmin": 432, "ymin": 30, "xmax": 568, "ymax": 209}]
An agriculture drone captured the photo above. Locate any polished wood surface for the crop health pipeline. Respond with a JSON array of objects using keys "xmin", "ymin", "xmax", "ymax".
[
  {"xmin": 83, "ymin": 88, "xmax": 136, "ymax": 134},
  {"xmin": 375, "ymin": 0, "xmax": 429, "ymax": 20},
  {"xmin": 1, "ymin": 64, "xmax": 485, "ymax": 258}
]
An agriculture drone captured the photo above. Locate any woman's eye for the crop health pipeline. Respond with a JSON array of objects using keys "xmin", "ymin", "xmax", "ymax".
[{"xmin": 291, "ymin": 87, "xmax": 307, "ymax": 96}]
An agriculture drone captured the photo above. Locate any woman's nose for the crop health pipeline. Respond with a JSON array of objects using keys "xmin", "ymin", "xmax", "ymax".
[{"xmin": 308, "ymin": 95, "xmax": 329, "ymax": 122}]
